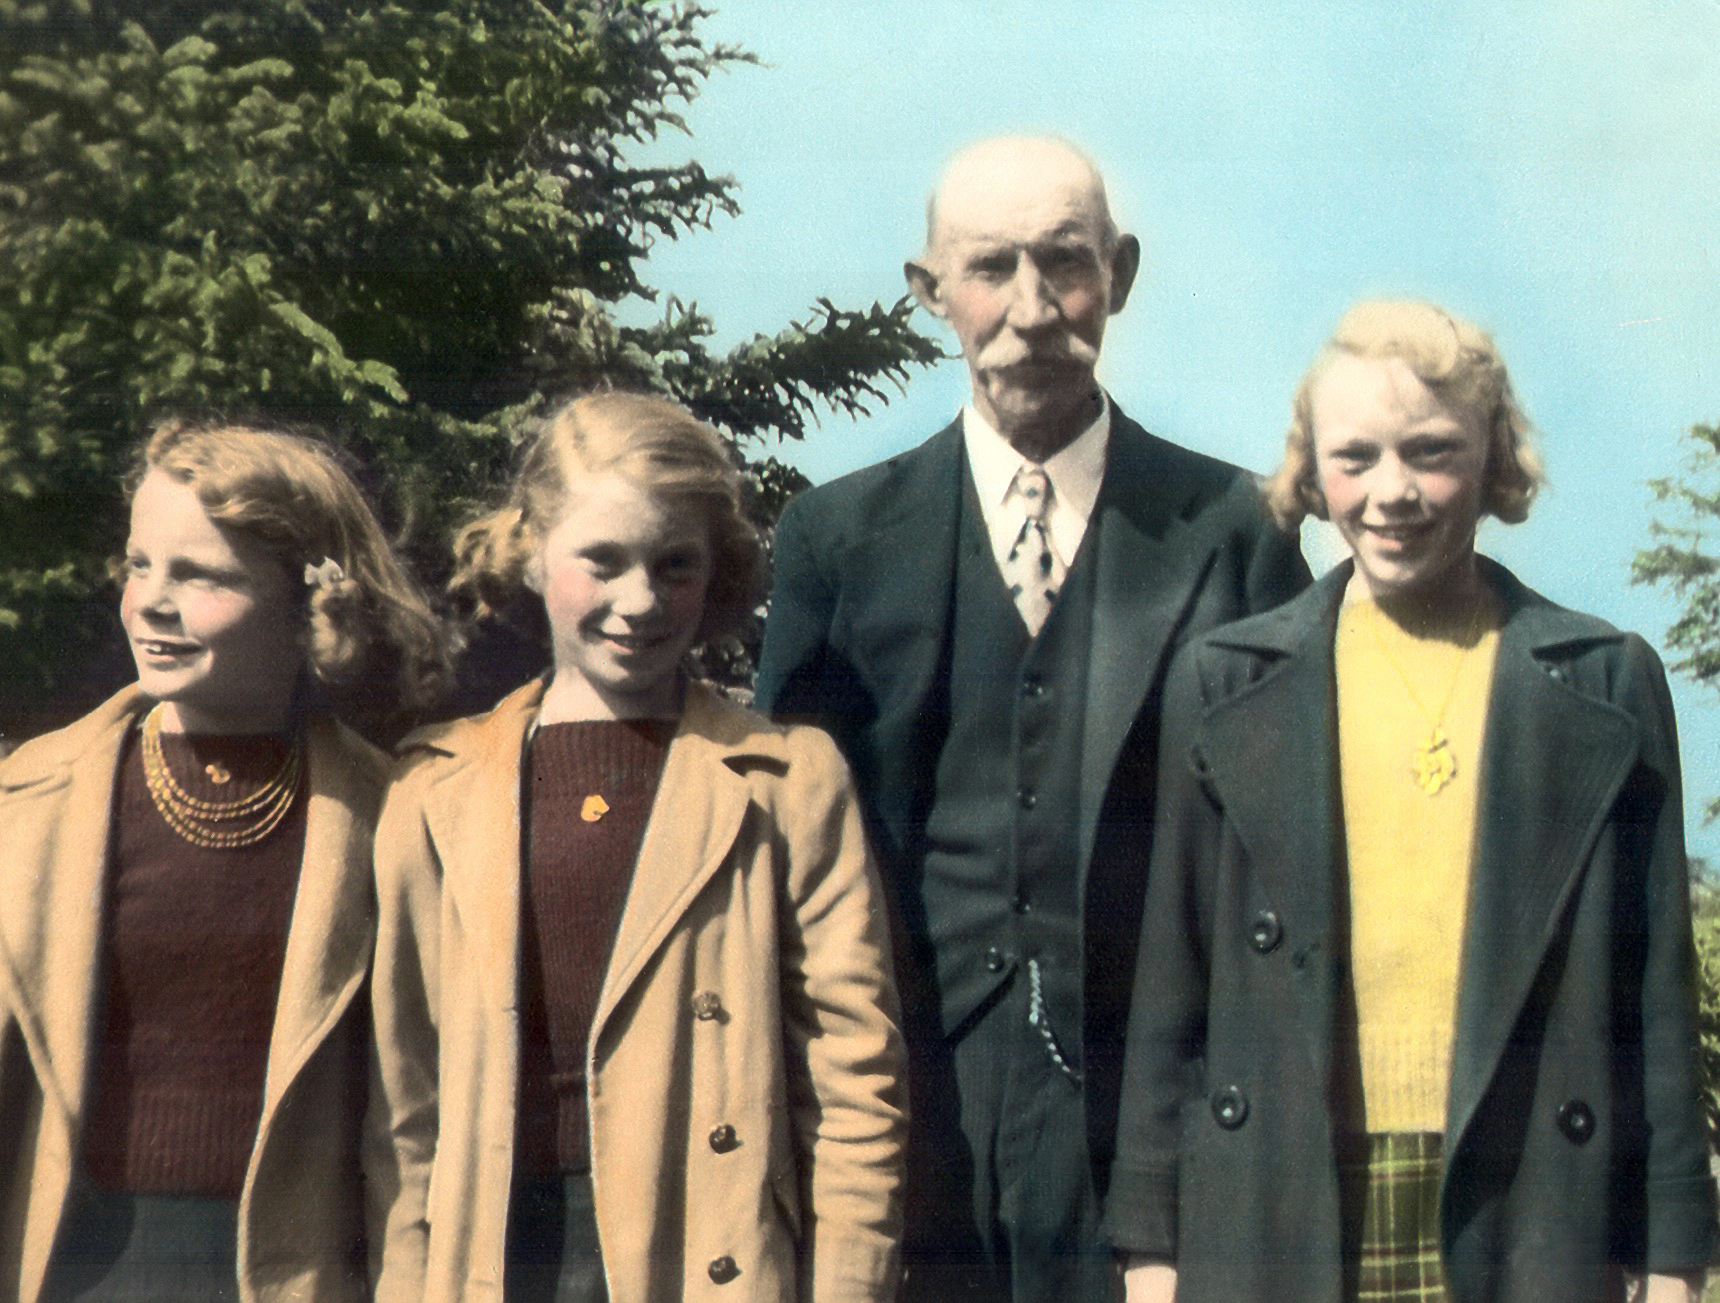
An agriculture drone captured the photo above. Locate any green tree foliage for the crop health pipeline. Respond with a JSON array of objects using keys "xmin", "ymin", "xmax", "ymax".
[
  {"xmin": 1688, "ymin": 858, "xmax": 1720, "ymax": 1154},
  {"xmin": 0, "ymin": 0, "xmax": 940, "ymax": 729},
  {"xmin": 1634, "ymin": 423, "xmax": 1720, "ymax": 821}
]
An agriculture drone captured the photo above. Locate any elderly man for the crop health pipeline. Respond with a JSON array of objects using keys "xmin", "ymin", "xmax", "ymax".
[{"xmin": 756, "ymin": 136, "xmax": 1309, "ymax": 1301}]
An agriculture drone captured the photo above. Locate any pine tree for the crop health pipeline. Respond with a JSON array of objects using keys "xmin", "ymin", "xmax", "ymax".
[
  {"xmin": 1634, "ymin": 421, "xmax": 1720, "ymax": 820},
  {"xmin": 0, "ymin": 0, "xmax": 939, "ymax": 731}
]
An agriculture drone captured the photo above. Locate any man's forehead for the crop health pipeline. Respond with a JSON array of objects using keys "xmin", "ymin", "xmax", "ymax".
[{"xmin": 927, "ymin": 137, "xmax": 1114, "ymax": 252}]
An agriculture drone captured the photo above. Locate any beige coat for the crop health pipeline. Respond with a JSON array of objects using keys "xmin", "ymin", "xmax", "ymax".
[
  {"xmin": 367, "ymin": 679, "xmax": 907, "ymax": 1303},
  {"xmin": 0, "ymin": 685, "xmax": 385, "ymax": 1303}
]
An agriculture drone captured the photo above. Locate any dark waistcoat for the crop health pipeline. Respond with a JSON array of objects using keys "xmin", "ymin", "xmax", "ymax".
[{"xmin": 916, "ymin": 467, "xmax": 1096, "ymax": 1047}]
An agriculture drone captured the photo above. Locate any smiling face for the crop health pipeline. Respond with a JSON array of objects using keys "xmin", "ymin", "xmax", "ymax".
[
  {"xmin": 530, "ymin": 470, "xmax": 713, "ymax": 721},
  {"xmin": 907, "ymin": 139, "xmax": 1139, "ymax": 460},
  {"xmin": 120, "ymin": 469, "xmax": 303, "ymax": 733},
  {"xmin": 1311, "ymin": 351, "xmax": 1491, "ymax": 603}
]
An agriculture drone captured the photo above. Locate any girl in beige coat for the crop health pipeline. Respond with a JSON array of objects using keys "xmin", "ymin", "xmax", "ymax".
[
  {"xmin": 0, "ymin": 421, "xmax": 446, "ymax": 1302},
  {"xmin": 368, "ymin": 393, "xmax": 907, "ymax": 1303}
]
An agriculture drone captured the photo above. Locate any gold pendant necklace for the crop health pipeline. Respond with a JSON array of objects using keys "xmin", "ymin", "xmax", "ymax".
[
  {"xmin": 1359, "ymin": 598, "xmax": 1487, "ymax": 797},
  {"xmin": 140, "ymin": 704, "xmax": 303, "ymax": 848}
]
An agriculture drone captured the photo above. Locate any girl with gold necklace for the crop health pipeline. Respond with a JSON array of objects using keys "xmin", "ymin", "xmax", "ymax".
[
  {"xmin": 1110, "ymin": 301, "xmax": 1714, "ymax": 1302},
  {"xmin": 0, "ymin": 421, "xmax": 447, "ymax": 1302}
]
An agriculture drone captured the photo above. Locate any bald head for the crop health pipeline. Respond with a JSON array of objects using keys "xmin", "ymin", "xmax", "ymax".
[
  {"xmin": 907, "ymin": 135, "xmax": 1140, "ymax": 460},
  {"xmin": 924, "ymin": 135, "xmax": 1120, "ymax": 257}
]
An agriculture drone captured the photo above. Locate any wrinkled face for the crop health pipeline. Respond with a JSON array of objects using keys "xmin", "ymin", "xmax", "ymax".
[
  {"xmin": 1311, "ymin": 352, "xmax": 1490, "ymax": 602},
  {"xmin": 910, "ymin": 146, "xmax": 1134, "ymax": 454},
  {"xmin": 531, "ymin": 471, "xmax": 713, "ymax": 719},
  {"xmin": 120, "ymin": 469, "xmax": 302, "ymax": 733}
]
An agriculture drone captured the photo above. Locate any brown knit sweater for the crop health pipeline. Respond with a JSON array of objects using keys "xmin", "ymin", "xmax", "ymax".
[
  {"xmin": 515, "ymin": 718, "xmax": 674, "ymax": 1177},
  {"xmin": 81, "ymin": 724, "xmax": 306, "ymax": 1197}
]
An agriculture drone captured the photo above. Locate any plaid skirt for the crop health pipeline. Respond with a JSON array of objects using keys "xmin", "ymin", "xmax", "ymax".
[{"xmin": 1339, "ymin": 1132, "xmax": 1450, "ymax": 1303}]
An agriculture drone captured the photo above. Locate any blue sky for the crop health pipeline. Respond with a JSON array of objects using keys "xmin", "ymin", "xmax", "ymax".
[{"xmin": 634, "ymin": 0, "xmax": 1720, "ymax": 860}]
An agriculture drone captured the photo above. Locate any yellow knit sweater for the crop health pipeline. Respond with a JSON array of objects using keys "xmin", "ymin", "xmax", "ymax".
[{"xmin": 1335, "ymin": 595, "xmax": 1502, "ymax": 1133}]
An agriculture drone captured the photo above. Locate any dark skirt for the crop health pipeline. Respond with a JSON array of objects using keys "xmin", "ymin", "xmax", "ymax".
[
  {"xmin": 42, "ymin": 1186, "xmax": 239, "ymax": 1301},
  {"xmin": 505, "ymin": 1169, "xmax": 609, "ymax": 1303}
]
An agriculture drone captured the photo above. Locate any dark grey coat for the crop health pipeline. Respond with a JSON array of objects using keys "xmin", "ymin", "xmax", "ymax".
[
  {"xmin": 754, "ymin": 406, "xmax": 1310, "ymax": 1185},
  {"xmin": 1106, "ymin": 559, "xmax": 1717, "ymax": 1302}
]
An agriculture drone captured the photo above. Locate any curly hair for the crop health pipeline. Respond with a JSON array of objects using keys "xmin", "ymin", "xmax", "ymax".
[
  {"xmin": 138, "ymin": 420, "xmax": 451, "ymax": 715},
  {"xmin": 1262, "ymin": 299, "xmax": 1544, "ymax": 531},
  {"xmin": 450, "ymin": 392, "xmax": 763, "ymax": 646}
]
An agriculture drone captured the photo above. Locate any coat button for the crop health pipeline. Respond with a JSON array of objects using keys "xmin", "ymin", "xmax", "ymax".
[
  {"xmin": 709, "ymin": 1124, "xmax": 739, "ymax": 1153},
  {"xmin": 1211, "ymin": 1085, "xmax": 1249, "ymax": 1130},
  {"xmin": 690, "ymin": 991, "xmax": 724, "ymax": 1022},
  {"xmin": 1248, "ymin": 911, "xmax": 1282, "ymax": 954},
  {"xmin": 985, "ymin": 946, "xmax": 1007, "ymax": 973},
  {"xmin": 1021, "ymin": 675, "xmax": 1045, "ymax": 698},
  {"xmin": 1557, "ymin": 1099, "xmax": 1595, "ymax": 1145},
  {"xmin": 1017, "ymin": 788, "xmax": 1037, "ymax": 810},
  {"xmin": 1011, "ymin": 890, "xmax": 1031, "ymax": 915},
  {"xmin": 708, "ymin": 1255, "xmax": 740, "ymax": 1284}
]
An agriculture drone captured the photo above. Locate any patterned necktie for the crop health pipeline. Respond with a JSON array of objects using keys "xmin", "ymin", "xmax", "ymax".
[{"xmin": 1003, "ymin": 466, "xmax": 1064, "ymax": 635}]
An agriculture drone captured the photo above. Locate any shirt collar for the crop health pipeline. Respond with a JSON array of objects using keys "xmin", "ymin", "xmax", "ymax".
[{"xmin": 961, "ymin": 393, "xmax": 1110, "ymax": 525}]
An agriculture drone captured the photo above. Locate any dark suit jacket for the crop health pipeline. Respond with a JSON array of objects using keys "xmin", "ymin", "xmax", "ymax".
[
  {"xmin": 755, "ymin": 405, "xmax": 1310, "ymax": 1182},
  {"xmin": 1107, "ymin": 558, "xmax": 1718, "ymax": 1301}
]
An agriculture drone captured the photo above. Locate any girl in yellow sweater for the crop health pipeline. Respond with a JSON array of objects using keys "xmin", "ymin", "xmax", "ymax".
[{"xmin": 1109, "ymin": 301, "xmax": 1714, "ymax": 1302}]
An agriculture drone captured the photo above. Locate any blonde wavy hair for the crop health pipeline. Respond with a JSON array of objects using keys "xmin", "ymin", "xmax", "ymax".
[
  {"xmin": 137, "ymin": 420, "xmax": 450, "ymax": 714},
  {"xmin": 450, "ymin": 392, "xmax": 763, "ymax": 645},
  {"xmin": 1262, "ymin": 299, "xmax": 1544, "ymax": 531}
]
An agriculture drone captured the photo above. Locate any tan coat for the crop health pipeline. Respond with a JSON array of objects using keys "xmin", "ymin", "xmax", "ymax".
[
  {"xmin": 0, "ymin": 685, "xmax": 385, "ymax": 1303},
  {"xmin": 367, "ymin": 679, "xmax": 907, "ymax": 1303}
]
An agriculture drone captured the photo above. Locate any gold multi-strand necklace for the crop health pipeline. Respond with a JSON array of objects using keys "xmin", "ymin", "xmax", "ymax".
[
  {"xmin": 140, "ymin": 704, "xmax": 303, "ymax": 848},
  {"xmin": 1358, "ymin": 597, "xmax": 1488, "ymax": 797}
]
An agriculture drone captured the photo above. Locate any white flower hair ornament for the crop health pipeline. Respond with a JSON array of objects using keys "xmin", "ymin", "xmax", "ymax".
[{"xmin": 304, "ymin": 556, "xmax": 347, "ymax": 590}]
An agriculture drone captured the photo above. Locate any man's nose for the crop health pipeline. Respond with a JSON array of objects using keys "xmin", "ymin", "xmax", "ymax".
[{"xmin": 1003, "ymin": 259, "xmax": 1058, "ymax": 329}]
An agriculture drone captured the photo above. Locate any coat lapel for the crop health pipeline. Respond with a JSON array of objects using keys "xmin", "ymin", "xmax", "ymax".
[
  {"xmin": 422, "ymin": 683, "xmax": 539, "ymax": 1016},
  {"xmin": 0, "ymin": 689, "xmax": 141, "ymax": 1129},
  {"xmin": 257, "ymin": 716, "xmax": 379, "ymax": 1118},
  {"xmin": 1197, "ymin": 574, "xmax": 1351, "ymax": 1096},
  {"xmin": 1078, "ymin": 413, "xmax": 1235, "ymax": 867},
  {"xmin": 592, "ymin": 685, "xmax": 781, "ymax": 1046},
  {"xmin": 1444, "ymin": 575, "xmax": 1637, "ymax": 1150}
]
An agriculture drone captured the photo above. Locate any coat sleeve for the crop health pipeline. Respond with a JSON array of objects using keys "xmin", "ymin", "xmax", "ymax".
[
  {"xmin": 755, "ymin": 493, "xmax": 839, "ymax": 720},
  {"xmin": 1104, "ymin": 641, "xmax": 1221, "ymax": 1260},
  {"xmin": 1619, "ymin": 636, "xmax": 1719, "ymax": 1272},
  {"xmin": 772, "ymin": 725, "xmax": 908, "ymax": 1302},
  {"xmin": 364, "ymin": 757, "xmax": 444, "ymax": 1303}
]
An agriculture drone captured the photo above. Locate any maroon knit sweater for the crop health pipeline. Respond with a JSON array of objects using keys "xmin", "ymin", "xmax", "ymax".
[
  {"xmin": 515, "ymin": 718, "xmax": 673, "ymax": 1177},
  {"xmin": 81, "ymin": 725, "xmax": 306, "ymax": 1197}
]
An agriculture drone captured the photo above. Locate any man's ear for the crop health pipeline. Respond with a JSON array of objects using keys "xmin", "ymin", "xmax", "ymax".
[
  {"xmin": 1107, "ymin": 234, "xmax": 1142, "ymax": 315},
  {"xmin": 905, "ymin": 257, "xmax": 947, "ymax": 319}
]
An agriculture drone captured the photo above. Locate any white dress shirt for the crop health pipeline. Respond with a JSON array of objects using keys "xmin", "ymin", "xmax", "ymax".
[{"xmin": 961, "ymin": 396, "xmax": 1111, "ymax": 579}]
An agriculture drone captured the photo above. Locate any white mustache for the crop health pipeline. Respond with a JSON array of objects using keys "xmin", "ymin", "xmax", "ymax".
[{"xmin": 975, "ymin": 337, "xmax": 1100, "ymax": 371}]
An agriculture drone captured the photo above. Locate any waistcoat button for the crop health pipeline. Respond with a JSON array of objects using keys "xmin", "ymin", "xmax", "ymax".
[
  {"xmin": 1211, "ymin": 1085, "xmax": 1249, "ymax": 1130},
  {"xmin": 709, "ymin": 1124, "xmax": 739, "ymax": 1153},
  {"xmin": 708, "ymin": 1255, "xmax": 740, "ymax": 1284},
  {"xmin": 1557, "ymin": 1099, "xmax": 1595, "ymax": 1144},
  {"xmin": 690, "ymin": 991, "xmax": 724, "ymax": 1022},
  {"xmin": 1248, "ymin": 911, "xmax": 1283, "ymax": 954},
  {"xmin": 984, "ymin": 946, "xmax": 1007, "ymax": 973}
]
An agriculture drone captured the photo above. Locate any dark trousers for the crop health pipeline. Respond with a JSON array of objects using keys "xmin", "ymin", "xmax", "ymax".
[
  {"xmin": 899, "ymin": 973, "xmax": 1116, "ymax": 1303},
  {"xmin": 42, "ymin": 1185, "xmax": 239, "ymax": 1301},
  {"xmin": 505, "ymin": 1169, "xmax": 609, "ymax": 1303}
]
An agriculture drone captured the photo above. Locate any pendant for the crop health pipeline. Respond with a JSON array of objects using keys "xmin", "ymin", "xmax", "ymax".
[
  {"xmin": 205, "ymin": 763, "xmax": 232, "ymax": 785},
  {"xmin": 580, "ymin": 794, "xmax": 610, "ymax": 823},
  {"xmin": 1412, "ymin": 728, "xmax": 1457, "ymax": 796}
]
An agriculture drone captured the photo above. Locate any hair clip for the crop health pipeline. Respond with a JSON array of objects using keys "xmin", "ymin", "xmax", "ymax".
[{"xmin": 304, "ymin": 556, "xmax": 347, "ymax": 589}]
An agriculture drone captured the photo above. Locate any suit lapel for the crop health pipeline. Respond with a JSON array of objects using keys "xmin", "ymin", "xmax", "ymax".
[
  {"xmin": 424, "ymin": 685, "xmax": 539, "ymax": 1017},
  {"xmin": 1444, "ymin": 586, "xmax": 1636, "ymax": 1149},
  {"xmin": 591, "ymin": 686, "xmax": 764, "ymax": 1044},
  {"xmin": 0, "ymin": 692, "xmax": 142, "ymax": 1131},
  {"xmin": 257, "ymin": 716, "xmax": 377, "ymax": 1119},
  {"xmin": 1078, "ymin": 413, "xmax": 1230, "ymax": 866},
  {"xmin": 1198, "ymin": 576, "xmax": 1350, "ymax": 1094}
]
